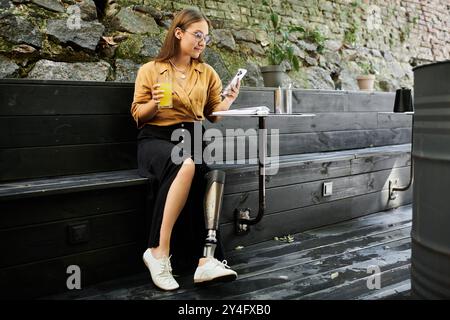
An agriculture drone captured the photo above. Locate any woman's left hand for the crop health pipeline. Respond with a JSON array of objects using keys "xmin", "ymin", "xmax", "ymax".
[{"xmin": 224, "ymin": 79, "xmax": 241, "ymax": 103}]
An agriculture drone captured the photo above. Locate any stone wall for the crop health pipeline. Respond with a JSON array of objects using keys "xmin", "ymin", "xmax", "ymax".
[{"xmin": 0, "ymin": 0, "xmax": 449, "ymax": 90}]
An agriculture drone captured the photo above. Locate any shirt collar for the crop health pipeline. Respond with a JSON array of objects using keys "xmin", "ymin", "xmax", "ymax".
[{"xmin": 156, "ymin": 59, "xmax": 205, "ymax": 74}]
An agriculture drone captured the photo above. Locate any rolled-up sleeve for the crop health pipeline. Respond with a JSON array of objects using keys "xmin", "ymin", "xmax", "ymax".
[
  {"xmin": 131, "ymin": 65, "xmax": 153, "ymax": 128},
  {"xmin": 203, "ymin": 68, "xmax": 223, "ymax": 122}
]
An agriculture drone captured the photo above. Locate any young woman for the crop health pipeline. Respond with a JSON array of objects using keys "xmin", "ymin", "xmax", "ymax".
[{"xmin": 131, "ymin": 8, "xmax": 241, "ymax": 291}]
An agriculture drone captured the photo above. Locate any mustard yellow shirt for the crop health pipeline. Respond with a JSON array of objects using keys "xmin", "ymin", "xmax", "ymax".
[{"xmin": 131, "ymin": 59, "xmax": 223, "ymax": 128}]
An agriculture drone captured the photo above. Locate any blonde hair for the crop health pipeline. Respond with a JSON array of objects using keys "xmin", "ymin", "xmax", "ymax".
[{"xmin": 155, "ymin": 8, "xmax": 211, "ymax": 63}]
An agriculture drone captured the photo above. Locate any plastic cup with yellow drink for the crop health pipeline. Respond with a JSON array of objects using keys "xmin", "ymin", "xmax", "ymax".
[{"xmin": 157, "ymin": 73, "xmax": 173, "ymax": 109}]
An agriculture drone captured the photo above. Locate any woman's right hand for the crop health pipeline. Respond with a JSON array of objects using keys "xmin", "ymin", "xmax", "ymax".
[{"xmin": 151, "ymin": 84, "xmax": 165, "ymax": 106}]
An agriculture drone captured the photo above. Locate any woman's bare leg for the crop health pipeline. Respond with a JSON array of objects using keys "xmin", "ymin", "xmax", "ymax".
[{"xmin": 151, "ymin": 157, "xmax": 195, "ymax": 259}]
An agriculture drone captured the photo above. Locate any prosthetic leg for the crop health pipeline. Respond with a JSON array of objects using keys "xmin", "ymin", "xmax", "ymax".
[
  {"xmin": 194, "ymin": 170, "xmax": 237, "ymax": 284},
  {"xmin": 203, "ymin": 170, "xmax": 226, "ymax": 258}
]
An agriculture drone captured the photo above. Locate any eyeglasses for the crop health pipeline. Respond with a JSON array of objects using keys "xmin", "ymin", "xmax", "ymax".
[{"xmin": 183, "ymin": 29, "xmax": 211, "ymax": 45}]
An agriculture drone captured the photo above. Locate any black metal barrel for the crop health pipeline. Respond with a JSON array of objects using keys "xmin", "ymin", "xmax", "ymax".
[{"xmin": 411, "ymin": 60, "xmax": 450, "ymax": 299}]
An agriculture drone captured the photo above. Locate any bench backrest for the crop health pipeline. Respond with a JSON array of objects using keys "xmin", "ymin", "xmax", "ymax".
[
  {"xmin": 0, "ymin": 80, "xmax": 410, "ymax": 182},
  {"xmin": 0, "ymin": 80, "xmax": 138, "ymax": 182}
]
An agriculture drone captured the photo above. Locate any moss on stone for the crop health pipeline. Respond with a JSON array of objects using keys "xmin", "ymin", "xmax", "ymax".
[
  {"xmin": 116, "ymin": 0, "xmax": 142, "ymax": 7},
  {"xmin": 40, "ymin": 35, "xmax": 97, "ymax": 63},
  {"xmin": 218, "ymin": 49, "xmax": 246, "ymax": 75},
  {"xmin": 143, "ymin": 0, "xmax": 172, "ymax": 10},
  {"xmin": 20, "ymin": 61, "xmax": 38, "ymax": 78},
  {"xmin": 157, "ymin": 27, "xmax": 168, "ymax": 42},
  {"xmin": 288, "ymin": 69, "xmax": 309, "ymax": 89},
  {"xmin": 377, "ymin": 79, "xmax": 390, "ymax": 92},
  {"xmin": 20, "ymin": 2, "xmax": 65, "ymax": 21},
  {"xmin": 0, "ymin": 37, "xmax": 14, "ymax": 53},
  {"xmin": 41, "ymin": 36, "xmax": 65, "ymax": 57},
  {"xmin": 115, "ymin": 34, "xmax": 144, "ymax": 62}
]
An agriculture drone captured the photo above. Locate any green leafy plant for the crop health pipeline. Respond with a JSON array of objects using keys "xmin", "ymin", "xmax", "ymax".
[
  {"xmin": 359, "ymin": 62, "xmax": 378, "ymax": 75},
  {"xmin": 344, "ymin": 22, "xmax": 359, "ymax": 46},
  {"xmin": 400, "ymin": 14, "xmax": 419, "ymax": 43},
  {"xmin": 350, "ymin": 0, "xmax": 361, "ymax": 8},
  {"xmin": 304, "ymin": 28, "xmax": 326, "ymax": 54},
  {"xmin": 262, "ymin": 0, "xmax": 303, "ymax": 71}
]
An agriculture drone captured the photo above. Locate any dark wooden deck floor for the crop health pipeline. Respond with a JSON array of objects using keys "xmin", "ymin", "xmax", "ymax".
[{"xmin": 44, "ymin": 204, "xmax": 412, "ymax": 300}]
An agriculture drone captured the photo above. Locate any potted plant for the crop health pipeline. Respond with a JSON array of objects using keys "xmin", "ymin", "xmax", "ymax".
[
  {"xmin": 260, "ymin": 0, "xmax": 303, "ymax": 87},
  {"xmin": 356, "ymin": 62, "xmax": 377, "ymax": 91}
]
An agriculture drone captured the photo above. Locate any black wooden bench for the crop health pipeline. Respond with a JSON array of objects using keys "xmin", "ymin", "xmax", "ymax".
[
  {"xmin": 0, "ymin": 79, "xmax": 413, "ymax": 299},
  {"xmin": 0, "ymin": 79, "xmax": 153, "ymax": 299}
]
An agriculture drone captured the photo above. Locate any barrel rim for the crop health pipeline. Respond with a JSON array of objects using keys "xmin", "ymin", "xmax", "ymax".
[{"xmin": 413, "ymin": 60, "xmax": 450, "ymax": 72}]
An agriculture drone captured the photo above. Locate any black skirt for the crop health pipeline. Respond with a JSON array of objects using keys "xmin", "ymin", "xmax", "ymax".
[{"xmin": 137, "ymin": 121, "xmax": 225, "ymax": 275}]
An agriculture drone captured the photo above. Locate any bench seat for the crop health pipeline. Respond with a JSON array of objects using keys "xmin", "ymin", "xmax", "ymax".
[{"xmin": 0, "ymin": 170, "xmax": 148, "ymax": 201}]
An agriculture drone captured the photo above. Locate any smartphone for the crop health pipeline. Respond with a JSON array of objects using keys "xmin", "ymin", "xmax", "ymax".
[{"xmin": 222, "ymin": 68, "xmax": 247, "ymax": 96}]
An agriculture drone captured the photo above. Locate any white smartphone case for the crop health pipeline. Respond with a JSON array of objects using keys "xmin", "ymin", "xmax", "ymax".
[{"xmin": 222, "ymin": 69, "xmax": 247, "ymax": 96}]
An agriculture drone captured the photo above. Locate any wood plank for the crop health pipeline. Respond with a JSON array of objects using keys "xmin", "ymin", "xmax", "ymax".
[
  {"xmin": 206, "ymin": 112, "xmax": 401, "ymax": 135},
  {"xmin": 0, "ymin": 112, "xmax": 410, "ymax": 150},
  {"xmin": 229, "ymin": 235, "xmax": 410, "ymax": 287},
  {"xmin": 206, "ymin": 119, "xmax": 406, "ymax": 138},
  {"xmin": 221, "ymin": 155, "xmax": 353, "ymax": 194},
  {"xmin": 0, "ymin": 170, "xmax": 148, "ymax": 201},
  {"xmin": 346, "ymin": 91, "xmax": 395, "ymax": 112},
  {"xmin": 0, "ymin": 78, "xmax": 132, "ymax": 86},
  {"xmin": 219, "ymin": 187, "xmax": 412, "ymax": 251},
  {"xmin": 227, "ymin": 205, "xmax": 412, "ymax": 263},
  {"xmin": 221, "ymin": 147, "xmax": 411, "ymax": 194},
  {"xmin": 0, "ymin": 82, "xmax": 272, "ymax": 116},
  {"xmin": 350, "ymin": 150, "xmax": 411, "ymax": 175},
  {"xmin": 358, "ymin": 279, "xmax": 411, "ymax": 300},
  {"xmin": 1, "ymin": 80, "xmax": 395, "ymax": 116},
  {"xmin": 155, "ymin": 231, "xmax": 411, "ymax": 300},
  {"xmin": 377, "ymin": 112, "xmax": 412, "ymax": 129},
  {"xmin": 298, "ymin": 264, "xmax": 411, "ymax": 300},
  {"xmin": 0, "ymin": 142, "xmax": 411, "ymax": 196},
  {"xmin": 2, "ymin": 112, "xmax": 408, "ymax": 150},
  {"xmin": 0, "ymin": 115, "xmax": 138, "ymax": 148},
  {"xmin": 292, "ymin": 90, "xmax": 347, "ymax": 112},
  {"xmin": 0, "ymin": 131, "xmax": 410, "ymax": 182},
  {"xmin": 275, "ymin": 128, "xmax": 411, "ymax": 155},
  {"xmin": 0, "ymin": 209, "xmax": 145, "ymax": 268},
  {"xmin": 0, "ymin": 146, "xmax": 410, "ymax": 221},
  {"xmin": 227, "ymin": 226, "xmax": 411, "ymax": 281},
  {"xmin": 228, "ymin": 246, "xmax": 411, "ymax": 300},
  {"xmin": 144, "ymin": 264, "xmax": 411, "ymax": 301},
  {"xmin": 0, "ymin": 142, "xmax": 137, "ymax": 182},
  {"xmin": 0, "ymin": 153, "xmax": 349, "ymax": 199},
  {"xmin": 302, "ymin": 204, "xmax": 411, "ymax": 238},
  {"xmin": 2, "ymin": 168, "xmax": 412, "ymax": 255},
  {"xmin": 220, "ymin": 166, "xmax": 411, "ymax": 223},
  {"xmin": 214, "ymin": 145, "xmax": 410, "ymax": 172},
  {"xmin": 0, "ymin": 185, "xmax": 146, "ymax": 228},
  {"xmin": 44, "ymin": 272, "xmax": 151, "ymax": 300},
  {"xmin": 40, "ymin": 205, "xmax": 412, "ymax": 300},
  {"xmin": 0, "ymin": 82, "xmax": 134, "ymax": 116},
  {"xmin": 205, "ymin": 128, "xmax": 411, "ymax": 161},
  {"xmin": 0, "ymin": 242, "xmax": 146, "ymax": 299},
  {"xmin": 69, "ymin": 225, "xmax": 411, "ymax": 300},
  {"xmin": 291, "ymin": 90, "xmax": 395, "ymax": 113},
  {"xmin": 229, "ymin": 240, "xmax": 410, "ymax": 300},
  {"xmin": 233, "ymin": 89, "xmax": 275, "ymax": 109}
]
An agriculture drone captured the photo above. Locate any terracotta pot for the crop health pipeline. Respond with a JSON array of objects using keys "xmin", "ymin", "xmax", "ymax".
[{"xmin": 356, "ymin": 74, "xmax": 375, "ymax": 91}]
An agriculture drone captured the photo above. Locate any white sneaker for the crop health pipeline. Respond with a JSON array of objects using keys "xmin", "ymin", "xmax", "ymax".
[
  {"xmin": 194, "ymin": 258, "xmax": 238, "ymax": 284},
  {"xmin": 143, "ymin": 249, "xmax": 179, "ymax": 291}
]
